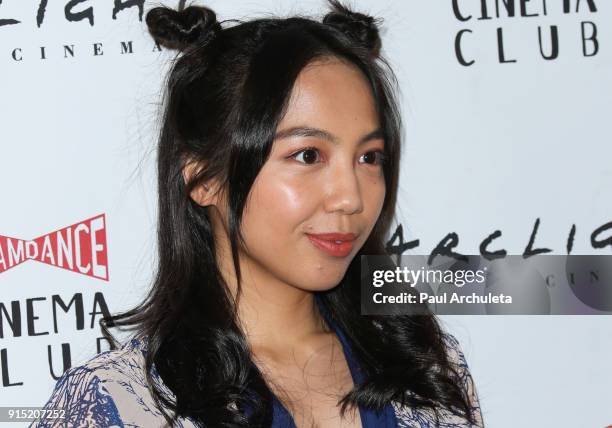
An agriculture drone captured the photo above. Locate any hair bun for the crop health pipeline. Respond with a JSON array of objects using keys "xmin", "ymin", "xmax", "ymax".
[
  {"xmin": 146, "ymin": 5, "xmax": 221, "ymax": 51},
  {"xmin": 322, "ymin": 0, "xmax": 382, "ymax": 57}
]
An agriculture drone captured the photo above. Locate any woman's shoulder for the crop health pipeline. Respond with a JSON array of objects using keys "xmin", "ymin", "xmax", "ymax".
[
  {"xmin": 30, "ymin": 335, "xmax": 197, "ymax": 428},
  {"xmin": 441, "ymin": 331, "xmax": 472, "ymax": 375},
  {"xmin": 60, "ymin": 335, "xmax": 151, "ymax": 385},
  {"xmin": 391, "ymin": 332, "xmax": 484, "ymax": 428}
]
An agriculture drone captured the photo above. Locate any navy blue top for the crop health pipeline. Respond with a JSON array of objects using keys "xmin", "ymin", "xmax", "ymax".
[{"xmin": 267, "ymin": 293, "xmax": 398, "ymax": 428}]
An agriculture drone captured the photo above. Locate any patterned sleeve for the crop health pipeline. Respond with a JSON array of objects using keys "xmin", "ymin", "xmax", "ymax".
[
  {"xmin": 392, "ymin": 332, "xmax": 485, "ymax": 428},
  {"xmin": 442, "ymin": 333, "xmax": 484, "ymax": 427},
  {"xmin": 28, "ymin": 364, "xmax": 124, "ymax": 428}
]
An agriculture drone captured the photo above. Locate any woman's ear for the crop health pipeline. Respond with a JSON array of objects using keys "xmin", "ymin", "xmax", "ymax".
[{"xmin": 182, "ymin": 157, "xmax": 220, "ymax": 207}]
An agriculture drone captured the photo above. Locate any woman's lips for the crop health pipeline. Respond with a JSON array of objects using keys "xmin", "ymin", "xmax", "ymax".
[{"xmin": 306, "ymin": 233, "xmax": 356, "ymax": 257}]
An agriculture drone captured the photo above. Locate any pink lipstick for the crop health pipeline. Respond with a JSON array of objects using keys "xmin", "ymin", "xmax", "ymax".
[{"xmin": 306, "ymin": 232, "xmax": 356, "ymax": 257}]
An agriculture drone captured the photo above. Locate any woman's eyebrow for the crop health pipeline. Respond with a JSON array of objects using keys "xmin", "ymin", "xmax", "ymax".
[{"xmin": 274, "ymin": 126, "xmax": 384, "ymax": 146}]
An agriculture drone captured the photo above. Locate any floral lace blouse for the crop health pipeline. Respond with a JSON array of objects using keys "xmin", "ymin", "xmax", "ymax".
[{"xmin": 30, "ymin": 325, "xmax": 483, "ymax": 428}]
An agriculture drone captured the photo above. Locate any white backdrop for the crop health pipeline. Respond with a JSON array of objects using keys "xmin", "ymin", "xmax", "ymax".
[{"xmin": 1, "ymin": 1, "xmax": 610, "ymax": 427}]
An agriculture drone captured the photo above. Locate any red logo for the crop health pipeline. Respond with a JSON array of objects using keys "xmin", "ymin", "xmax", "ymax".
[{"xmin": 0, "ymin": 214, "xmax": 109, "ymax": 281}]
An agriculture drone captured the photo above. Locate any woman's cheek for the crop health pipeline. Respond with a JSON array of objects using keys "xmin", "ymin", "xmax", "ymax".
[
  {"xmin": 362, "ymin": 173, "xmax": 385, "ymax": 210},
  {"xmin": 246, "ymin": 173, "xmax": 314, "ymax": 244},
  {"xmin": 273, "ymin": 180, "xmax": 313, "ymax": 215}
]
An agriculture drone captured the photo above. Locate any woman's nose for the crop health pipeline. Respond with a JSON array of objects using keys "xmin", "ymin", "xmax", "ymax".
[{"xmin": 323, "ymin": 163, "xmax": 364, "ymax": 215}]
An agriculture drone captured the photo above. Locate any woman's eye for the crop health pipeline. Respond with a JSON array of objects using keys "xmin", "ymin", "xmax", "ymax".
[
  {"xmin": 289, "ymin": 148, "xmax": 386, "ymax": 166},
  {"xmin": 360, "ymin": 150, "xmax": 387, "ymax": 166},
  {"xmin": 291, "ymin": 147, "xmax": 321, "ymax": 164}
]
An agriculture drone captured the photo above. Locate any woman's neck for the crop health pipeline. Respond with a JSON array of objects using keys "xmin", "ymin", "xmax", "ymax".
[{"xmin": 235, "ymin": 281, "xmax": 330, "ymax": 356}]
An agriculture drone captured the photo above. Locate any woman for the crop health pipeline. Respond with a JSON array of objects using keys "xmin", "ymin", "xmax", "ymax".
[{"xmin": 32, "ymin": 1, "xmax": 483, "ymax": 427}]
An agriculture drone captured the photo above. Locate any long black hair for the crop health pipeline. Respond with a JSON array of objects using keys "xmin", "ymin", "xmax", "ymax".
[{"xmin": 100, "ymin": 1, "xmax": 478, "ymax": 426}]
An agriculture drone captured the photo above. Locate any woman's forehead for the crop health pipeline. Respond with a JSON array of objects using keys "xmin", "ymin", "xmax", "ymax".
[{"xmin": 280, "ymin": 59, "xmax": 379, "ymax": 130}]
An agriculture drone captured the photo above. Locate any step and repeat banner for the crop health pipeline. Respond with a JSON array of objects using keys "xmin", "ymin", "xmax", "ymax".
[{"xmin": 1, "ymin": 1, "xmax": 610, "ymax": 427}]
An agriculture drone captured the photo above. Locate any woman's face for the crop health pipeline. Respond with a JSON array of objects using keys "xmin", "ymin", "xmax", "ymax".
[{"xmin": 211, "ymin": 58, "xmax": 386, "ymax": 291}]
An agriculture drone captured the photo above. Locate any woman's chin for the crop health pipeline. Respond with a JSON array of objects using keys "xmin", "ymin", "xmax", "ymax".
[{"xmin": 292, "ymin": 271, "xmax": 349, "ymax": 292}]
